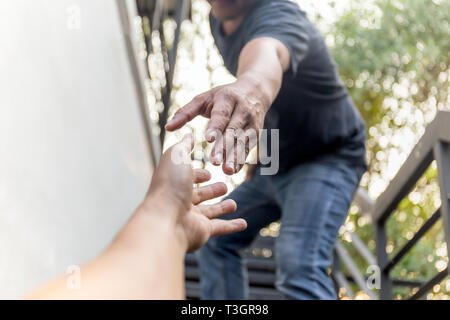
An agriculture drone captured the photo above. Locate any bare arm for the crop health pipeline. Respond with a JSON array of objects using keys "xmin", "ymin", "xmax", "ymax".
[
  {"xmin": 26, "ymin": 205, "xmax": 187, "ymax": 299},
  {"xmin": 236, "ymin": 37, "xmax": 290, "ymax": 108},
  {"xmin": 26, "ymin": 135, "xmax": 246, "ymax": 300},
  {"xmin": 165, "ymin": 38, "xmax": 290, "ymax": 174}
]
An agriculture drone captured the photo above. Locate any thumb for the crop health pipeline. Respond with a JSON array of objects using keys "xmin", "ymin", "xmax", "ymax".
[{"xmin": 170, "ymin": 133, "xmax": 194, "ymax": 165}]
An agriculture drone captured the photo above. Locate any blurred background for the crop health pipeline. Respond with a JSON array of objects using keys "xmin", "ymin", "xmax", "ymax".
[
  {"xmin": 0, "ymin": 0, "xmax": 448, "ymax": 300},
  {"xmin": 144, "ymin": 0, "xmax": 450, "ymax": 299}
]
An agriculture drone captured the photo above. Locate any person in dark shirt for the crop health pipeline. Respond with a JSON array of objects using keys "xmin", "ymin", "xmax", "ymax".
[{"xmin": 166, "ymin": 0, "xmax": 367, "ymax": 300}]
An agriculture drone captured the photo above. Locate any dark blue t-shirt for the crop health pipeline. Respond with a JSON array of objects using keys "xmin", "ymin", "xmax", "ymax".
[{"xmin": 209, "ymin": 0, "xmax": 367, "ymax": 172}]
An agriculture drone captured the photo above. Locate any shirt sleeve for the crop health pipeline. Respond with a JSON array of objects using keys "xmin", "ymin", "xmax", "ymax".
[{"xmin": 244, "ymin": 1, "xmax": 310, "ymax": 75}]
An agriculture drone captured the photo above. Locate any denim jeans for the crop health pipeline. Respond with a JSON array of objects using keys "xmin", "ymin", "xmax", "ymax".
[{"xmin": 196, "ymin": 157, "xmax": 364, "ymax": 300}]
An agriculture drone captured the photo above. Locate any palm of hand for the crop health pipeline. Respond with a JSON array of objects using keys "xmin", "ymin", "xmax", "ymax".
[{"xmin": 148, "ymin": 135, "xmax": 246, "ymax": 252}]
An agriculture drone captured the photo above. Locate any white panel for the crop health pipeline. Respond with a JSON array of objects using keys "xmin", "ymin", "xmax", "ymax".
[{"xmin": 0, "ymin": 0, "xmax": 154, "ymax": 298}]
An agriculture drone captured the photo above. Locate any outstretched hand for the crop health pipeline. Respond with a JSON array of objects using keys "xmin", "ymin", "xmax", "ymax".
[
  {"xmin": 164, "ymin": 38, "xmax": 289, "ymax": 176},
  {"xmin": 146, "ymin": 134, "xmax": 247, "ymax": 252},
  {"xmin": 164, "ymin": 80, "xmax": 266, "ymax": 176},
  {"xmin": 25, "ymin": 135, "xmax": 247, "ymax": 300}
]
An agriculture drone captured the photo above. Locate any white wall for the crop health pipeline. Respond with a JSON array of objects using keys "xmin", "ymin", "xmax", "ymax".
[{"xmin": 0, "ymin": 0, "xmax": 154, "ymax": 298}]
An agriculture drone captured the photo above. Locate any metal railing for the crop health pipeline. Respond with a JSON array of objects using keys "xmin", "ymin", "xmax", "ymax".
[
  {"xmin": 375, "ymin": 111, "xmax": 450, "ymax": 299},
  {"xmin": 136, "ymin": 0, "xmax": 191, "ymax": 145},
  {"xmin": 135, "ymin": 1, "xmax": 450, "ymax": 301},
  {"xmin": 333, "ymin": 111, "xmax": 450, "ymax": 300}
]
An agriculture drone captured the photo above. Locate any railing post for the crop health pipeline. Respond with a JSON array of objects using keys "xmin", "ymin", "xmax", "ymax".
[
  {"xmin": 331, "ymin": 249, "xmax": 341, "ymax": 296},
  {"xmin": 159, "ymin": 0, "xmax": 189, "ymax": 145},
  {"xmin": 434, "ymin": 141, "xmax": 450, "ymax": 264},
  {"xmin": 376, "ymin": 219, "xmax": 393, "ymax": 299}
]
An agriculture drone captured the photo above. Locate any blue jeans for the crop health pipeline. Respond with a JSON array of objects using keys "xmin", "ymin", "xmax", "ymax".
[{"xmin": 197, "ymin": 157, "xmax": 364, "ymax": 300}]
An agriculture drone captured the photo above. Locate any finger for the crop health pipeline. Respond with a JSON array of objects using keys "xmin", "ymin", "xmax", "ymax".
[
  {"xmin": 210, "ymin": 218, "xmax": 247, "ymax": 237},
  {"xmin": 223, "ymin": 129, "xmax": 246, "ymax": 175},
  {"xmin": 165, "ymin": 97, "xmax": 205, "ymax": 131},
  {"xmin": 197, "ymin": 199, "xmax": 237, "ymax": 219},
  {"xmin": 180, "ymin": 133, "xmax": 194, "ymax": 152},
  {"xmin": 230, "ymin": 126, "xmax": 258, "ymax": 173},
  {"xmin": 210, "ymin": 125, "xmax": 236, "ymax": 169},
  {"xmin": 205, "ymin": 94, "xmax": 236, "ymax": 142},
  {"xmin": 193, "ymin": 169, "xmax": 211, "ymax": 184},
  {"xmin": 229, "ymin": 137, "xmax": 247, "ymax": 174},
  {"xmin": 192, "ymin": 182, "xmax": 227, "ymax": 205},
  {"xmin": 210, "ymin": 133, "xmax": 224, "ymax": 166},
  {"xmin": 221, "ymin": 109, "xmax": 253, "ymax": 173},
  {"xmin": 168, "ymin": 133, "xmax": 194, "ymax": 166},
  {"xmin": 173, "ymin": 133, "xmax": 194, "ymax": 157},
  {"xmin": 221, "ymin": 129, "xmax": 237, "ymax": 175},
  {"xmin": 211, "ymin": 105, "xmax": 250, "ymax": 171}
]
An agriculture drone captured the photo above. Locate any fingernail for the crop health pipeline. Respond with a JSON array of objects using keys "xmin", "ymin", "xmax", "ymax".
[
  {"xmin": 233, "ymin": 220, "xmax": 245, "ymax": 228},
  {"xmin": 206, "ymin": 130, "xmax": 217, "ymax": 142},
  {"xmin": 213, "ymin": 153, "xmax": 222, "ymax": 165},
  {"xmin": 226, "ymin": 162, "xmax": 235, "ymax": 172}
]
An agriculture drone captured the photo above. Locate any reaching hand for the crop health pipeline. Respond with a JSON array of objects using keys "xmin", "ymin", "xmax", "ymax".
[
  {"xmin": 164, "ymin": 37, "xmax": 289, "ymax": 176},
  {"xmin": 164, "ymin": 78, "xmax": 268, "ymax": 175},
  {"xmin": 146, "ymin": 134, "xmax": 247, "ymax": 252}
]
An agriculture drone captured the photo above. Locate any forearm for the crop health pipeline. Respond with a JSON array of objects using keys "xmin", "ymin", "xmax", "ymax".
[
  {"xmin": 26, "ymin": 135, "xmax": 245, "ymax": 299},
  {"xmin": 165, "ymin": 39, "xmax": 291, "ymax": 174},
  {"xmin": 235, "ymin": 37, "xmax": 290, "ymax": 109},
  {"xmin": 26, "ymin": 202, "xmax": 187, "ymax": 300}
]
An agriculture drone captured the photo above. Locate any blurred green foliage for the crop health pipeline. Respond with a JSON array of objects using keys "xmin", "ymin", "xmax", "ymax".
[
  {"xmin": 155, "ymin": 0, "xmax": 450, "ymax": 299},
  {"xmin": 327, "ymin": 0, "xmax": 450, "ymax": 299}
]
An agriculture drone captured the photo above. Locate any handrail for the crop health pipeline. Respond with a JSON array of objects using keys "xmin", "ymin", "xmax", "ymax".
[
  {"xmin": 334, "ymin": 243, "xmax": 379, "ymax": 300},
  {"xmin": 372, "ymin": 111, "xmax": 450, "ymax": 299},
  {"xmin": 350, "ymin": 232, "xmax": 377, "ymax": 266},
  {"xmin": 382, "ymin": 209, "xmax": 441, "ymax": 273},
  {"xmin": 374, "ymin": 111, "xmax": 450, "ymax": 222},
  {"xmin": 353, "ymin": 188, "xmax": 376, "ymax": 216},
  {"xmin": 334, "ymin": 111, "xmax": 450, "ymax": 300}
]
